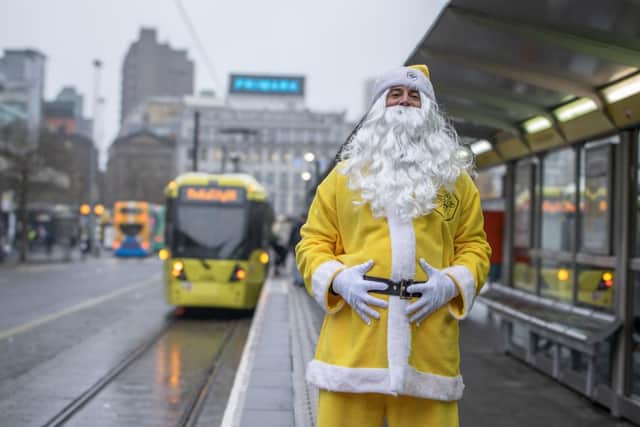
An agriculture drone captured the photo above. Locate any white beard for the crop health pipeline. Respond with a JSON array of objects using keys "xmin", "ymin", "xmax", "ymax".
[{"xmin": 340, "ymin": 92, "xmax": 465, "ymax": 222}]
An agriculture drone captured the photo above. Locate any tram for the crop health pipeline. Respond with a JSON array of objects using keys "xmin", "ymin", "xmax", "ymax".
[{"xmin": 161, "ymin": 173, "xmax": 273, "ymax": 309}]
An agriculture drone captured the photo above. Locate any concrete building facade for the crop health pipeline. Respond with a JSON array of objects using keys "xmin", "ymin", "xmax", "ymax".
[
  {"xmin": 105, "ymin": 131, "xmax": 176, "ymax": 206},
  {"xmin": 0, "ymin": 49, "xmax": 46, "ymax": 142},
  {"xmin": 120, "ymin": 28, "xmax": 194, "ymax": 124},
  {"xmin": 175, "ymin": 74, "xmax": 351, "ymax": 216}
]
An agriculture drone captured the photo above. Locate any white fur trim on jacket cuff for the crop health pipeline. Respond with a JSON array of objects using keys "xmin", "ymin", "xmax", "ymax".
[
  {"xmin": 306, "ymin": 359, "xmax": 464, "ymax": 401},
  {"xmin": 312, "ymin": 260, "xmax": 345, "ymax": 312},
  {"xmin": 443, "ymin": 265, "xmax": 476, "ymax": 320}
]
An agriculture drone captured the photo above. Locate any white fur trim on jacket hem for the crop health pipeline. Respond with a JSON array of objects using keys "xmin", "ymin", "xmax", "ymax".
[
  {"xmin": 306, "ymin": 359, "xmax": 464, "ymax": 401},
  {"xmin": 443, "ymin": 265, "xmax": 476, "ymax": 320},
  {"xmin": 312, "ymin": 260, "xmax": 345, "ymax": 312}
]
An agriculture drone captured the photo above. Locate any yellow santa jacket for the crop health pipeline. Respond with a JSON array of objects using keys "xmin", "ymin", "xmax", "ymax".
[{"xmin": 295, "ymin": 163, "xmax": 491, "ymax": 401}]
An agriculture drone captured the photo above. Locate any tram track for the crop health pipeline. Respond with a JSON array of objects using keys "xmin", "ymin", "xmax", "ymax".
[
  {"xmin": 41, "ymin": 319, "xmax": 174, "ymax": 427},
  {"xmin": 176, "ymin": 322, "xmax": 237, "ymax": 427},
  {"xmin": 40, "ymin": 315, "xmax": 243, "ymax": 427}
]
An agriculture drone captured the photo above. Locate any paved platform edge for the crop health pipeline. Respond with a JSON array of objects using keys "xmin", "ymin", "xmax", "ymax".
[{"xmin": 220, "ymin": 277, "xmax": 286, "ymax": 427}]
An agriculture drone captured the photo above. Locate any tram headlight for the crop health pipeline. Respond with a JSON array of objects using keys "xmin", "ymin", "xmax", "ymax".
[
  {"xmin": 171, "ymin": 260, "xmax": 186, "ymax": 279},
  {"xmin": 258, "ymin": 251, "xmax": 269, "ymax": 264},
  {"xmin": 230, "ymin": 265, "xmax": 247, "ymax": 282}
]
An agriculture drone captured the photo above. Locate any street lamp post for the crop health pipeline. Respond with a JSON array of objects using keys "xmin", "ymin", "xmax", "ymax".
[
  {"xmin": 192, "ymin": 110, "xmax": 200, "ymax": 172},
  {"xmin": 304, "ymin": 151, "xmax": 321, "ymax": 187},
  {"xmin": 89, "ymin": 59, "xmax": 102, "ymax": 257},
  {"xmin": 301, "ymin": 171, "xmax": 312, "ymax": 205}
]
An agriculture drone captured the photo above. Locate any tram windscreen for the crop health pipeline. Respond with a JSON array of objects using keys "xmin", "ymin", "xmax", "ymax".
[{"xmin": 173, "ymin": 204, "xmax": 247, "ymax": 259}]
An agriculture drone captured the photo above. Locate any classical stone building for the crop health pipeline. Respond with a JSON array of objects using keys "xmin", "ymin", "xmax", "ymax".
[{"xmin": 105, "ymin": 131, "xmax": 175, "ymax": 206}]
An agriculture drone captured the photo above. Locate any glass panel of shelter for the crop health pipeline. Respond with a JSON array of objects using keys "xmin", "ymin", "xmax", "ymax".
[
  {"xmin": 576, "ymin": 138, "xmax": 617, "ymax": 312},
  {"xmin": 540, "ymin": 148, "xmax": 576, "ymax": 302},
  {"xmin": 507, "ymin": 138, "xmax": 618, "ymax": 388},
  {"xmin": 509, "ymin": 138, "xmax": 618, "ymax": 311},
  {"xmin": 632, "ymin": 132, "xmax": 640, "ymax": 399},
  {"xmin": 513, "ymin": 159, "xmax": 537, "ymax": 293}
]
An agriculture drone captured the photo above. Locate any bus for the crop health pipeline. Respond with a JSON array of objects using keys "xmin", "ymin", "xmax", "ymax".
[
  {"xmin": 162, "ymin": 173, "xmax": 273, "ymax": 309},
  {"xmin": 112, "ymin": 201, "xmax": 155, "ymax": 257}
]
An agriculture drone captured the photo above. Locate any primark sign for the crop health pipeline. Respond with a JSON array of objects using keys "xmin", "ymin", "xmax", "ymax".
[{"xmin": 229, "ymin": 74, "xmax": 305, "ymax": 96}]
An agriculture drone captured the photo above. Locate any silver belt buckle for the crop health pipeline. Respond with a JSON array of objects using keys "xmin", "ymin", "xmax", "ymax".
[{"xmin": 398, "ymin": 279, "xmax": 413, "ymax": 299}]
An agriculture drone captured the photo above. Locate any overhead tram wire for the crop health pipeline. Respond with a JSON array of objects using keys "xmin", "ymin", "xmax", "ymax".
[{"xmin": 173, "ymin": 0, "xmax": 223, "ymax": 93}]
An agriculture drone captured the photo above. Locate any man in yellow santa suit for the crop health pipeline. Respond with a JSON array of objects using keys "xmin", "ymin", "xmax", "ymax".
[{"xmin": 295, "ymin": 64, "xmax": 491, "ymax": 427}]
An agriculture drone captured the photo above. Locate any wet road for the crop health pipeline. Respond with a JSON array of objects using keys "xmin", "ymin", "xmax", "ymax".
[{"xmin": 0, "ymin": 256, "xmax": 250, "ymax": 426}]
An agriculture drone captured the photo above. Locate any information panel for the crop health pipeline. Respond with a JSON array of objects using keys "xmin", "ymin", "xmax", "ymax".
[
  {"xmin": 229, "ymin": 74, "xmax": 305, "ymax": 95},
  {"xmin": 179, "ymin": 186, "xmax": 246, "ymax": 205}
]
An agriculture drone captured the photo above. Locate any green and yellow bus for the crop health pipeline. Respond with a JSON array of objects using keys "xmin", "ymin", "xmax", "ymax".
[
  {"xmin": 161, "ymin": 173, "xmax": 273, "ymax": 309},
  {"xmin": 149, "ymin": 204, "xmax": 165, "ymax": 252}
]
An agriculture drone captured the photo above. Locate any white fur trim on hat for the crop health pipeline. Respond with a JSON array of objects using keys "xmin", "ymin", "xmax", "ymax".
[{"xmin": 371, "ymin": 66, "xmax": 435, "ymax": 105}]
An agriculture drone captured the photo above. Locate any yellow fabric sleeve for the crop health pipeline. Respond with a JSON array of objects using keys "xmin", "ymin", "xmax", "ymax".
[
  {"xmin": 295, "ymin": 168, "xmax": 346, "ymax": 313},
  {"xmin": 446, "ymin": 173, "xmax": 491, "ymax": 319}
]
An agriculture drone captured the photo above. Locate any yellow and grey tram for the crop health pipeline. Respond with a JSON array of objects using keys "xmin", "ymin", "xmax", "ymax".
[{"xmin": 161, "ymin": 173, "xmax": 273, "ymax": 309}]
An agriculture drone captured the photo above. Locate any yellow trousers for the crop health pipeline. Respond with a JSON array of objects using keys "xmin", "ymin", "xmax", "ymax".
[{"xmin": 317, "ymin": 390, "xmax": 458, "ymax": 427}]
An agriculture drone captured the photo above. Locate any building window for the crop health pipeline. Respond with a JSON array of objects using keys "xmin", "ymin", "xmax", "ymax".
[
  {"xmin": 513, "ymin": 160, "xmax": 536, "ymax": 293},
  {"xmin": 293, "ymin": 193, "xmax": 303, "ymax": 214},
  {"xmin": 541, "ymin": 148, "xmax": 576, "ymax": 252},
  {"xmin": 279, "ymin": 195, "xmax": 287, "ymax": 214},
  {"xmin": 265, "ymin": 171, "xmax": 274, "ymax": 185},
  {"xmin": 280, "ymin": 171, "xmax": 288, "ymax": 189}
]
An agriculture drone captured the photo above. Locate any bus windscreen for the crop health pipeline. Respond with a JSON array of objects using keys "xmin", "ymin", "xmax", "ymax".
[{"xmin": 119, "ymin": 224, "xmax": 143, "ymax": 236}]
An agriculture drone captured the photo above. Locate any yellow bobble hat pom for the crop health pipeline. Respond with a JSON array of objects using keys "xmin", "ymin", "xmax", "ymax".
[{"xmin": 408, "ymin": 64, "xmax": 430, "ymax": 80}]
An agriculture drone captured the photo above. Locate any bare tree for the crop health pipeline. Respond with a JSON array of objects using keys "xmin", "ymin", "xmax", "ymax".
[{"xmin": 0, "ymin": 122, "xmax": 67, "ymax": 262}]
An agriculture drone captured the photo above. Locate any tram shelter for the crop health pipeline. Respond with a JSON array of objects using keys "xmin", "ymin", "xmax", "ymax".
[{"xmin": 403, "ymin": 0, "xmax": 640, "ymax": 423}]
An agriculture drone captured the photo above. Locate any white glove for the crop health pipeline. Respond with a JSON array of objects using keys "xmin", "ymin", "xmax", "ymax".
[
  {"xmin": 331, "ymin": 260, "xmax": 388, "ymax": 325},
  {"xmin": 405, "ymin": 259, "xmax": 459, "ymax": 324}
]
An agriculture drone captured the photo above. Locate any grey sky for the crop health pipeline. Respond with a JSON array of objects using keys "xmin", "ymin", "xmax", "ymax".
[{"xmin": 1, "ymin": 0, "xmax": 446, "ymax": 151}]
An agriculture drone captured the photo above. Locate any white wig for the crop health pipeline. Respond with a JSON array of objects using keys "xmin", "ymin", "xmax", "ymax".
[{"xmin": 339, "ymin": 90, "xmax": 469, "ymax": 221}]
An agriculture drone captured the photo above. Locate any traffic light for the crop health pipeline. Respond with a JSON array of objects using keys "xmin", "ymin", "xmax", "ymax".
[
  {"xmin": 93, "ymin": 204, "xmax": 105, "ymax": 216},
  {"xmin": 80, "ymin": 204, "xmax": 91, "ymax": 215}
]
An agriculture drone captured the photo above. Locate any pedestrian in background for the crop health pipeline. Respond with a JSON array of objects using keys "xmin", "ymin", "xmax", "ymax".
[
  {"xmin": 288, "ymin": 213, "xmax": 306, "ymax": 286},
  {"xmin": 296, "ymin": 65, "xmax": 491, "ymax": 427}
]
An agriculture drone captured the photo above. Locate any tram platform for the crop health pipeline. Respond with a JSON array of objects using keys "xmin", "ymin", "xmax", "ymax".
[{"xmin": 221, "ymin": 276, "xmax": 635, "ymax": 427}]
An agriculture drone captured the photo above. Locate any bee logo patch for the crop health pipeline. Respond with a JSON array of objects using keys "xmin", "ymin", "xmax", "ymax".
[{"xmin": 434, "ymin": 192, "xmax": 459, "ymax": 221}]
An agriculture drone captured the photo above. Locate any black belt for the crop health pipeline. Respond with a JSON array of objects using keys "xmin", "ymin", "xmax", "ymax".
[{"xmin": 363, "ymin": 276, "xmax": 421, "ymax": 299}]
